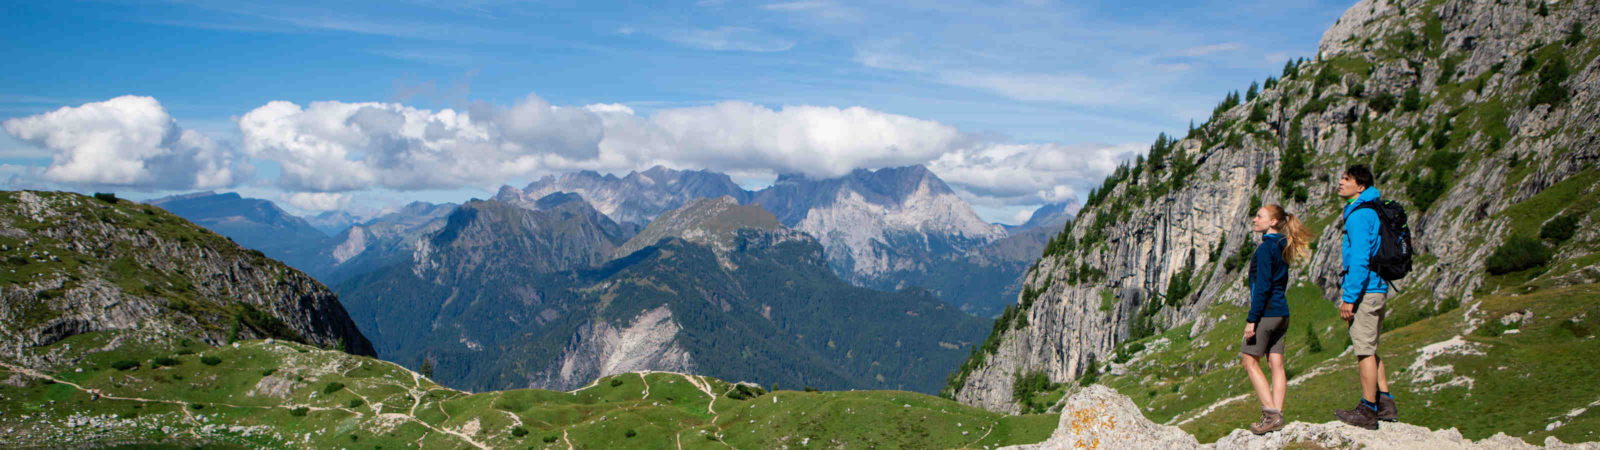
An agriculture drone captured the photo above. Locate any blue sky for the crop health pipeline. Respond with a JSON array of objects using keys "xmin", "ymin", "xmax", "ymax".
[{"xmin": 0, "ymin": 0, "xmax": 1353, "ymax": 224}]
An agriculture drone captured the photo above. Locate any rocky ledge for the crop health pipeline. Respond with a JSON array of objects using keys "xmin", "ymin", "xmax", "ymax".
[{"xmin": 1005, "ymin": 385, "xmax": 1600, "ymax": 450}]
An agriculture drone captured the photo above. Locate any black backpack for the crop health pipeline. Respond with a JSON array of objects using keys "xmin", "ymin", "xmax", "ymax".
[{"xmin": 1344, "ymin": 199, "xmax": 1414, "ymax": 282}]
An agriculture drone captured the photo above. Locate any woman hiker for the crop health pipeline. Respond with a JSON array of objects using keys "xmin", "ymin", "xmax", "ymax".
[{"xmin": 1241, "ymin": 203, "xmax": 1312, "ymax": 435}]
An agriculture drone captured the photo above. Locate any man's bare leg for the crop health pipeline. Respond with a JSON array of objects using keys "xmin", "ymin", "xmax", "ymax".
[{"xmin": 1358, "ymin": 355, "xmax": 1378, "ymax": 403}]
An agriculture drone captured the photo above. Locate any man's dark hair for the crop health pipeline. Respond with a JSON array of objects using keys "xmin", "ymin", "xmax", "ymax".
[{"xmin": 1345, "ymin": 165, "xmax": 1375, "ymax": 188}]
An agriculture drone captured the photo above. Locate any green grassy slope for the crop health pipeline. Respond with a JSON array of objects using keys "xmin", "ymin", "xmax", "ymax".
[
  {"xmin": 0, "ymin": 330, "xmax": 1056, "ymax": 449},
  {"xmin": 1099, "ymin": 282, "xmax": 1600, "ymax": 444}
]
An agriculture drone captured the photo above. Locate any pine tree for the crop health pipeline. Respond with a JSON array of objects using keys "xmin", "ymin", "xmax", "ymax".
[{"xmin": 1246, "ymin": 81, "xmax": 1260, "ymax": 102}]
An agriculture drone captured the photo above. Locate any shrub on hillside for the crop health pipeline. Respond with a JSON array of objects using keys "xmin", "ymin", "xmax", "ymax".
[
  {"xmin": 1401, "ymin": 87, "xmax": 1422, "ymax": 112},
  {"xmin": 152, "ymin": 357, "xmax": 180, "ymax": 368},
  {"xmin": 290, "ymin": 407, "xmax": 309, "ymax": 417},
  {"xmin": 1305, "ymin": 324, "xmax": 1324, "ymax": 353},
  {"xmin": 1012, "ymin": 371, "xmax": 1054, "ymax": 406},
  {"xmin": 93, "ymin": 192, "xmax": 118, "ymax": 203},
  {"xmin": 200, "ymin": 356, "xmax": 222, "ymax": 366},
  {"xmin": 510, "ymin": 426, "xmax": 528, "ymax": 438},
  {"xmin": 111, "ymin": 360, "xmax": 140, "ymax": 371},
  {"xmin": 1369, "ymin": 91, "xmax": 1397, "ymax": 114},
  {"xmin": 1485, "ymin": 235, "xmax": 1552, "ymax": 275},
  {"xmin": 1540, "ymin": 214, "xmax": 1581, "ymax": 243},
  {"xmin": 1530, "ymin": 55, "xmax": 1571, "ymax": 108},
  {"xmin": 322, "ymin": 381, "xmax": 346, "ymax": 395},
  {"xmin": 725, "ymin": 384, "xmax": 766, "ymax": 400}
]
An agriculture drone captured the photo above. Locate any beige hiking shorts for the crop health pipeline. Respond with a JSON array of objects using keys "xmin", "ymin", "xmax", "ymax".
[{"xmin": 1348, "ymin": 292, "xmax": 1388, "ymax": 356}]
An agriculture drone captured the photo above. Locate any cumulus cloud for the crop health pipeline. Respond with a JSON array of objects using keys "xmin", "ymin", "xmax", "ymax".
[
  {"xmin": 0, "ymin": 95, "xmax": 250, "ymax": 190},
  {"xmin": 282, "ymin": 192, "xmax": 349, "ymax": 211},
  {"xmin": 238, "ymin": 94, "xmax": 602, "ymax": 192},
  {"xmin": 13, "ymin": 94, "xmax": 1134, "ymax": 209},
  {"xmin": 238, "ymin": 96, "xmax": 964, "ymax": 191},
  {"xmin": 927, "ymin": 141, "xmax": 1143, "ymax": 205},
  {"xmin": 640, "ymin": 102, "xmax": 963, "ymax": 177}
]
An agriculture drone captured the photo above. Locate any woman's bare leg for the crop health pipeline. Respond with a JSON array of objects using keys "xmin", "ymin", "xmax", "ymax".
[
  {"xmin": 1242, "ymin": 353, "xmax": 1272, "ymax": 409},
  {"xmin": 1268, "ymin": 353, "xmax": 1287, "ymax": 411}
]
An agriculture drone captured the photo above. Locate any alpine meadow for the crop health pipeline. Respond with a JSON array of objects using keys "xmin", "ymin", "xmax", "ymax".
[{"xmin": 3, "ymin": 0, "xmax": 1600, "ymax": 448}]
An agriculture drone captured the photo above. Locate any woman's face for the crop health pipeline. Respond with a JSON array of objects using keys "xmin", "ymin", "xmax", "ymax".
[{"xmin": 1252, "ymin": 207, "xmax": 1276, "ymax": 233}]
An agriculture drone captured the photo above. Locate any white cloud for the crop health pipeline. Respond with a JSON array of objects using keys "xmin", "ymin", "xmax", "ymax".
[
  {"xmin": 1, "ymin": 96, "xmax": 250, "ymax": 190},
  {"xmin": 659, "ymin": 27, "xmax": 795, "ymax": 52},
  {"xmin": 238, "ymin": 94, "xmax": 602, "ymax": 192},
  {"xmin": 282, "ymin": 192, "xmax": 349, "ymax": 211},
  {"xmin": 15, "ymin": 94, "xmax": 1136, "ymax": 209},
  {"xmin": 927, "ymin": 141, "xmax": 1142, "ymax": 205},
  {"xmin": 638, "ymin": 102, "xmax": 963, "ymax": 178},
  {"xmin": 1010, "ymin": 208, "xmax": 1035, "ymax": 225}
]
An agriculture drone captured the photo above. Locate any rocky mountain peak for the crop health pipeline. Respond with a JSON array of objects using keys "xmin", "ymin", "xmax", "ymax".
[
  {"xmin": 1015, "ymin": 201, "xmax": 1081, "ymax": 231},
  {"xmin": 613, "ymin": 195, "xmax": 787, "ymax": 261}
]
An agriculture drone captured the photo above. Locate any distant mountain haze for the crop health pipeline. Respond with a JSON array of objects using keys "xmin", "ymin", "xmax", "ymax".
[{"xmin": 150, "ymin": 165, "xmax": 1075, "ymax": 316}]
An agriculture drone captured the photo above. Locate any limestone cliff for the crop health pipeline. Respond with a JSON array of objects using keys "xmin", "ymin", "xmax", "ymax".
[{"xmin": 950, "ymin": 0, "xmax": 1600, "ymax": 413}]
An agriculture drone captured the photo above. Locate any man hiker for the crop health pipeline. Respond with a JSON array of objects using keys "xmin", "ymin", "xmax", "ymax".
[{"xmin": 1333, "ymin": 165, "xmax": 1399, "ymax": 429}]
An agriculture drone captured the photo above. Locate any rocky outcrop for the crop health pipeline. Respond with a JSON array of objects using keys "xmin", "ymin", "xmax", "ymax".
[
  {"xmin": 954, "ymin": 0, "xmax": 1600, "ymax": 412},
  {"xmin": 1005, "ymin": 386, "xmax": 1600, "ymax": 450},
  {"xmin": 612, "ymin": 196, "xmax": 786, "ymax": 261},
  {"xmin": 320, "ymin": 200, "xmax": 455, "ymax": 283},
  {"xmin": 534, "ymin": 305, "xmax": 695, "ymax": 390},
  {"xmin": 0, "ymin": 191, "xmax": 374, "ymax": 367}
]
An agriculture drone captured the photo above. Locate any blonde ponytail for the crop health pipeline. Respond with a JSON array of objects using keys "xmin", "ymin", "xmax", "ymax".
[{"xmin": 1264, "ymin": 204, "xmax": 1313, "ymax": 264}]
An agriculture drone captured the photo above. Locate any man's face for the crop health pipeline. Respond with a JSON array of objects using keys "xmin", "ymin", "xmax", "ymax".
[{"xmin": 1337, "ymin": 173, "xmax": 1363, "ymax": 199}]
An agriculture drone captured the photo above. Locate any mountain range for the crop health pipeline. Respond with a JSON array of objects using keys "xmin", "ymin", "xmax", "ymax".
[{"xmin": 335, "ymin": 195, "xmax": 990, "ymax": 393}]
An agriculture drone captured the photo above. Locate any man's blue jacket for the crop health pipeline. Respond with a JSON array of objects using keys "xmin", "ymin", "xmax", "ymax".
[{"xmin": 1341, "ymin": 186, "xmax": 1390, "ymax": 303}]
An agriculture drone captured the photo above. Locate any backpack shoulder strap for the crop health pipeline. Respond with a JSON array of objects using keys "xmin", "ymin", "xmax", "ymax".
[{"xmin": 1340, "ymin": 201, "xmax": 1379, "ymax": 234}]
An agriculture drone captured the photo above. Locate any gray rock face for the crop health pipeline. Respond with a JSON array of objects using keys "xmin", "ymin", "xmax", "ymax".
[
  {"xmin": 321, "ymin": 201, "xmax": 456, "ymax": 283},
  {"xmin": 1001, "ymin": 385, "xmax": 1199, "ymax": 449},
  {"xmin": 0, "ymin": 191, "xmax": 375, "ymax": 367},
  {"xmin": 612, "ymin": 196, "xmax": 784, "ymax": 262},
  {"xmin": 508, "ymin": 166, "xmax": 750, "ymax": 226},
  {"xmin": 954, "ymin": 0, "xmax": 1600, "ymax": 412},
  {"xmin": 411, "ymin": 195, "xmax": 633, "ymax": 284},
  {"xmin": 1005, "ymin": 385, "xmax": 1599, "ymax": 450},
  {"xmin": 534, "ymin": 305, "xmax": 695, "ymax": 391},
  {"xmin": 503, "ymin": 164, "xmax": 1035, "ymax": 314}
]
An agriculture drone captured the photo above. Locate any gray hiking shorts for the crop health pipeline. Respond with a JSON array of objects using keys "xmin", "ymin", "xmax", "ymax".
[{"xmin": 1241, "ymin": 316, "xmax": 1290, "ymax": 357}]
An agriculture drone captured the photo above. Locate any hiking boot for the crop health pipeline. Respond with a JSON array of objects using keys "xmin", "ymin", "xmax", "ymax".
[
  {"xmin": 1335, "ymin": 404, "xmax": 1379, "ymax": 430},
  {"xmin": 1249, "ymin": 410, "xmax": 1285, "ymax": 435},
  {"xmin": 1377, "ymin": 395, "xmax": 1398, "ymax": 422}
]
